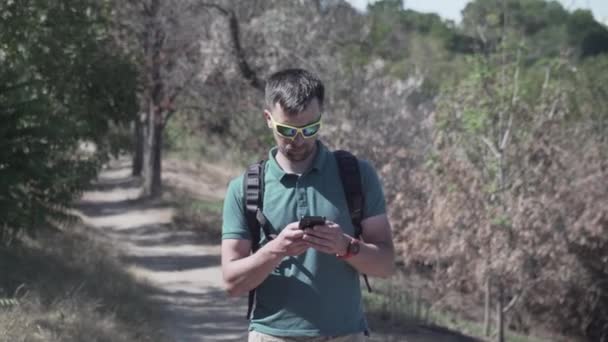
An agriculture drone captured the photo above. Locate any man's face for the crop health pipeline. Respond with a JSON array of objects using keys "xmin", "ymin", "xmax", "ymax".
[{"xmin": 264, "ymin": 99, "xmax": 322, "ymax": 162}]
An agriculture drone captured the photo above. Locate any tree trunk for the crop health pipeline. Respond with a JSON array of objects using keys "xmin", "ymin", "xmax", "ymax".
[
  {"xmin": 484, "ymin": 276, "xmax": 492, "ymax": 336},
  {"xmin": 132, "ymin": 114, "xmax": 144, "ymax": 176},
  {"xmin": 142, "ymin": 0, "xmax": 164, "ymax": 198},
  {"xmin": 142, "ymin": 108, "xmax": 162, "ymax": 198},
  {"xmin": 142, "ymin": 109, "xmax": 153, "ymax": 197},
  {"xmin": 152, "ymin": 120, "xmax": 162, "ymax": 196},
  {"xmin": 496, "ymin": 283, "xmax": 504, "ymax": 342}
]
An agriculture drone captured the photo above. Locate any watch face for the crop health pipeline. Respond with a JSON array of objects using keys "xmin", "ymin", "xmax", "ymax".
[{"xmin": 349, "ymin": 240, "xmax": 360, "ymax": 255}]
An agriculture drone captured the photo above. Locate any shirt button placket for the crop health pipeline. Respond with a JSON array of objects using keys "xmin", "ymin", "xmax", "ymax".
[{"xmin": 296, "ymin": 178, "xmax": 308, "ymax": 218}]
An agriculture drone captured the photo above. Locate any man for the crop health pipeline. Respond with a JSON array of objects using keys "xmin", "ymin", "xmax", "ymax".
[{"xmin": 221, "ymin": 68, "xmax": 395, "ymax": 342}]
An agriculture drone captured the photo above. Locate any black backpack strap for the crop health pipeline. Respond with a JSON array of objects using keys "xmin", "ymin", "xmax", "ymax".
[
  {"xmin": 334, "ymin": 150, "xmax": 372, "ymax": 293},
  {"xmin": 244, "ymin": 161, "xmax": 265, "ymax": 253},
  {"xmin": 243, "ymin": 159, "xmax": 271, "ymax": 320}
]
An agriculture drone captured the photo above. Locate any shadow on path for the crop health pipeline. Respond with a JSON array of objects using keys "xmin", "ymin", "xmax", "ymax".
[
  {"xmin": 122, "ymin": 254, "xmax": 221, "ymax": 272},
  {"xmin": 148, "ymin": 288, "xmax": 247, "ymax": 342}
]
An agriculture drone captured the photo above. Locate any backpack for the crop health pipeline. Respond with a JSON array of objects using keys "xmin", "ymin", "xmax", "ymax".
[{"xmin": 243, "ymin": 150, "xmax": 371, "ymax": 320}]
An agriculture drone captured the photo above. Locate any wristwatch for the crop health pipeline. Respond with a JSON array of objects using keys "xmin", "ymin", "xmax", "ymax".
[{"xmin": 337, "ymin": 238, "xmax": 360, "ymax": 259}]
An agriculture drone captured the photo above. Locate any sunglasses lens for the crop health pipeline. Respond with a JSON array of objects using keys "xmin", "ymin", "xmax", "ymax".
[
  {"xmin": 302, "ymin": 123, "xmax": 321, "ymax": 137},
  {"xmin": 276, "ymin": 124, "xmax": 297, "ymax": 137}
]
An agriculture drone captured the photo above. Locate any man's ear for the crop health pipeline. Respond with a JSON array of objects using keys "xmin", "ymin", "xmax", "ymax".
[{"xmin": 263, "ymin": 110, "xmax": 273, "ymax": 128}]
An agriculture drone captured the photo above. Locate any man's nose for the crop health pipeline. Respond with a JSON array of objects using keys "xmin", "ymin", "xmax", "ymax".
[{"xmin": 292, "ymin": 132, "xmax": 305, "ymax": 144}]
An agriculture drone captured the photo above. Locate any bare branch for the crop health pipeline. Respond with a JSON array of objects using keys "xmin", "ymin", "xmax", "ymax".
[
  {"xmin": 198, "ymin": 3, "xmax": 229, "ymax": 16},
  {"xmin": 163, "ymin": 109, "xmax": 177, "ymax": 128},
  {"xmin": 481, "ymin": 136, "xmax": 501, "ymax": 159},
  {"xmin": 476, "ymin": 25, "xmax": 488, "ymax": 46},
  {"xmin": 540, "ymin": 66, "xmax": 551, "ymax": 101},
  {"xmin": 200, "ymin": 3, "xmax": 264, "ymax": 92},
  {"xmin": 511, "ymin": 49, "xmax": 521, "ymax": 106},
  {"xmin": 502, "ymin": 292, "xmax": 521, "ymax": 314},
  {"xmin": 162, "ymin": 76, "xmax": 196, "ymax": 125},
  {"xmin": 548, "ymin": 97, "xmax": 559, "ymax": 119},
  {"xmin": 500, "ymin": 113, "xmax": 513, "ymax": 151},
  {"xmin": 142, "ymin": 0, "xmax": 160, "ymax": 18}
]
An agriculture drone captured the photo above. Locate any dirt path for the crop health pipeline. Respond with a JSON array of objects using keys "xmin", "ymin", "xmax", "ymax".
[
  {"xmin": 77, "ymin": 159, "xmax": 247, "ymax": 342},
  {"xmin": 76, "ymin": 159, "xmax": 480, "ymax": 342}
]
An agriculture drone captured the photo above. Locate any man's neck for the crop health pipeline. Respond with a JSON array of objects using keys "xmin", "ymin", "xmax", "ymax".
[{"xmin": 275, "ymin": 143, "xmax": 318, "ymax": 175}]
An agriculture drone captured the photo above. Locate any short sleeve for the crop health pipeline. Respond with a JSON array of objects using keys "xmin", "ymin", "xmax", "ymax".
[
  {"xmin": 221, "ymin": 175, "xmax": 251, "ymax": 240},
  {"xmin": 359, "ymin": 159, "xmax": 387, "ymax": 219}
]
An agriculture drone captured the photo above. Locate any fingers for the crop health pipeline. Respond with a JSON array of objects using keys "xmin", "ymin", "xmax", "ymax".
[
  {"xmin": 310, "ymin": 222, "xmax": 341, "ymax": 234},
  {"xmin": 302, "ymin": 232, "xmax": 334, "ymax": 250},
  {"xmin": 282, "ymin": 224, "xmax": 305, "ymax": 240},
  {"xmin": 300, "ymin": 222, "xmax": 348, "ymax": 254},
  {"xmin": 292, "ymin": 244, "xmax": 309, "ymax": 255},
  {"xmin": 279, "ymin": 221, "xmax": 343, "ymax": 255},
  {"xmin": 284, "ymin": 221, "xmax": 302, "ymax": 230},
  {"xmin": 324, "ymin": 220, "xmax": 338, "ymax": 228},
  {"xmin": 304, "ymin": 240, "xmax": 333, "ymax": 254},
  {"xmin": 290, "ymin": 240, "xmax": 308, "ymax": 249},
  {"xmin": 286, "ymin": 229, "xmax": 305, "ymax": 240},
  {"xmin": 305, "ymin": 226, "xmax": 340, "ymax": 240},
  {"xmin": 286, "ymin": 241, "xmax": 309, "ymax": 256}
]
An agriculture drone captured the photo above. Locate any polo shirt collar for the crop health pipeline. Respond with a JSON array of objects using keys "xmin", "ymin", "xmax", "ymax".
[{"xmin": 267, "ymin": 140, "xmax": 329, "ymax": 180}]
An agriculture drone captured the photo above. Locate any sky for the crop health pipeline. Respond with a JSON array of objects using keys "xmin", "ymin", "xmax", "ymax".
[{"xmin": 345, "ymin": 0, "xmax": 608, "ymax": 25}]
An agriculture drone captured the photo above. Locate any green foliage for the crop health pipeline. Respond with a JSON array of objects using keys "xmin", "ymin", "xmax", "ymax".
[
  {"xmin": 566, "ymin": 9, "xmax": 608, "ymax": 57},
  {"xmin": 491, "ymin": 215, "xmax": 512, "ymax": 228},
  {"xmin": 0, "ymin": 0, "xmax": 137, "ymax": 242},
  {"xmin": 343, "ymin": 0, "xmax": 608, "ymax": 110},
  {"xmin": 461, "ymin": 0, "xmax": 608, "ymax": 59},
  {"xmin": 462, "ymin": 109, "xmax": 488, "ymax": 134},
  {"xmin": 366, "ymin": 0, "xmax": 464, "ymax": 61},
  {"xmin": 340, "ymin": 43, "xmax": 372, "ymax": 68},
  {"xmin": 568, "ymin": 55, "xmax": 608, "ymax": 143},
  {"xmin": 164, "ymin": 113, "xmax": 206, "ymax": 159}
]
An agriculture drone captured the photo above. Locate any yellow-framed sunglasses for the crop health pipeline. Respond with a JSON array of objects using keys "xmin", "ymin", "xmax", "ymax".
[{"xmin": 268, "ymin": 114, "xmax": 322, "ymax": 140}]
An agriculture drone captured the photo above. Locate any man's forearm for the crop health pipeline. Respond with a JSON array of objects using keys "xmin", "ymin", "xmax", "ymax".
[
  {"xmin": 223, "ymin": 242, "xmax": 284, "ymax": 297},
  {"xmin": 345, "ymin": 240, "xmax": 395, "ymax": 278}
]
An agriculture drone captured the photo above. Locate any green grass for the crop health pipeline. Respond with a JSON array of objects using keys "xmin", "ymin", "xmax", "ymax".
[{"xmin": 0, "ymin": 226, "xmax": 167, "ymax": 342}]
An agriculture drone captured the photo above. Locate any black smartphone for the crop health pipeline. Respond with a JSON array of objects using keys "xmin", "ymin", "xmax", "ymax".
[{"xmin": 299, "ymin": 216, "xmax": 326, "ymax": 230}]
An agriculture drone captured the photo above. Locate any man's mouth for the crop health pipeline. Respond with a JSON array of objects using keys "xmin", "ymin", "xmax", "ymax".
[{"xmin": 287, "ymin": 145, "xmax": 304, "ymax": 152}]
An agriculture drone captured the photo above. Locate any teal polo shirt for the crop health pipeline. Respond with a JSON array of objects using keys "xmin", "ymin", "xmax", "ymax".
[{"xmin": 221, "ymin": 141, "xmax": 386, "ymax": 337}]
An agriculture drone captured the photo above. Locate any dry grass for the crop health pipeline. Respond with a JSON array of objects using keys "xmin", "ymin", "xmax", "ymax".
[
  {"xmin": 362, "ymin": 273, "xmax": 562, "ymax": 342},
  {"xmin": 163, "ymin": 184, "xmax": 224, "ymax": 243},
  {"xmin": 0, "ymin": 225, "xmax": 167, "ymax": 342}
]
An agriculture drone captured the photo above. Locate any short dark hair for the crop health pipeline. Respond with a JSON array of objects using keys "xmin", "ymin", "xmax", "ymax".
[{"xmin": 264, "ymin": 68, "xmax": 324, "ymax": 115}]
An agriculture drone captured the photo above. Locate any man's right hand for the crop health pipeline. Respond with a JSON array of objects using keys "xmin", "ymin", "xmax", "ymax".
[
  {"xmin": 222, "ymin": 221, "xmax": 310, "ymax": 297},
  {"xmin": 265, "ymin": 221, "xmax": 309, "ymax": 257}
]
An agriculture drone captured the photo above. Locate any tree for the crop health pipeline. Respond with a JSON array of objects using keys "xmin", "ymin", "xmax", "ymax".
[
  {"xmin": 417, "ymin": 29, "xmax": 608, "ymax": 342},
  {"xmin": 461, "ymin": 0, "xmax": 608, "ymax": 60},
  {"xmin": 111, "ymin": 0, "xmax": 263, "ymax": 196},
  {"xmin": 567, "ymin": 9, "xmax": 608, "ymax": 57},
  {"xmin": 0, "ymin": 0, "xmax": 136, "ymax": 242}
]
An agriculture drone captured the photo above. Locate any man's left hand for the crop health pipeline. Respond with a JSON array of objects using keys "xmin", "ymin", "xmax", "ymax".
[{"xmin": 302, "ymin": 221, "xmax": 349, "ymax": 255}]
